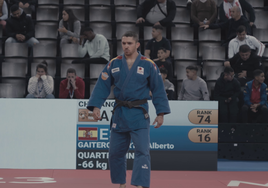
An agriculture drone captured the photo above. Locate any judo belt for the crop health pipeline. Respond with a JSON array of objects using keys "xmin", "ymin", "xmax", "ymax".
[{"xmin": 112, "ymin": 99, "xmax": 149, "ymax": 119}]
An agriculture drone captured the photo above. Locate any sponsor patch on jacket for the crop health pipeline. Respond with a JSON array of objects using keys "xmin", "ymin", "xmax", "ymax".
[
  {"xmin": 112, "ymin": 123, "xmax": 117, "ymax": 128},
  {"xmin": 137, "ymin": 66, "xmax": 144, "ymax": 75},
  {"xmin": 112, "ymin": 67, "xmax": 120, "ymax": 73},
  {"xmin": 101, "ymin": 72, "xmax": 109, "ymax": 80}
]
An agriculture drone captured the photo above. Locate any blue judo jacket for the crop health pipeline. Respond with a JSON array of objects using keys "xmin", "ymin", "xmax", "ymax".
[{"xmin": 87, "ymin": 52, "xmax": 171, "ymax": 132}]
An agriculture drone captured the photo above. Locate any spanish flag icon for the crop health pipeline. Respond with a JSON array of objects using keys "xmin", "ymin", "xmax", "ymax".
[{"xmin": 78, "ymin": 127, "xmax": 98, "ymax": 140}]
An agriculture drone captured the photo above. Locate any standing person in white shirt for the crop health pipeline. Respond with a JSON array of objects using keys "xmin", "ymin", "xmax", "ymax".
[
  {"xmin": 72, "ymin": 27, "xmax": 110, "ymax": 65},
  {"xmin": 228, "ymin": 25, "xmax": 265, "ymax": 58}
]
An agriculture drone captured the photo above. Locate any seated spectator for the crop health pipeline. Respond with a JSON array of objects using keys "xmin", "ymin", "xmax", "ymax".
[
  {"xmin": 10, "ymin": 0, "xmax": 36, "ymax": 18},
  {"xmin": 58, "ymin": 9, "xmax": 81, "ymax": 48},
  {"xmin": 155, "ymin": 47, "xmax": 173, "ymax": 81},
  {"xmin": 201, "ymin": 6, "xmax": 251, "ymax": 43},
  {"xmin": 59, "ymin": 68, "xmax": 85, "ymax": 99},
  {"xmin": 219, "ymin": 0, "xmax": 255, "ymax": 27},
  {"xmin": 26, "ymin": 61, "xmax": 54, "ymax": 99},
  {"xmin": 5, "ymin": 4, "xmax": 39, "ymax": 47},
  {"xmin": 72, "ymin": 27, "xmax": 110, "ymax": 65},
  {"xmin": 136, "ymin": 0, "xmax": 176, "ymax": 27},
  {"xmin": 228, "ymin": 25, "xmax": 265, "ymax": 58},
  {"xmin": 241, "ymin": 69, "xmax": 268, "ymax": 123},
  {"xmin": 214, "ymin": 67, "xmax": 241, "ymax": 123},
  {"xmin": 0, "ymin": 0, "xmax": 8, "ymax": 30},
  {"xmin": 145, "ymin": 25, "xmax": 171, "ymax": 61},
  {"xmin": 224, "ymin": 44, "xmax": 262, "ymax": 86},
  {"xmin": 178, "ymin": 65, "xmax": 210, "ymax": 101},
  {"xmin": 191, "ymin": 0, "xmax": 217, "ymax": 27},
  {"xmin": 160, "ymin": 67, "xmax": 175, "ymax": 100}
]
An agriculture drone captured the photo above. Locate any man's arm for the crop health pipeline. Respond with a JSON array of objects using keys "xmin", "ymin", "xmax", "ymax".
[
  {"xmin": 208, "ymin": 0, "xmax": 217, "ymax": 24},
  {"xmin": 240, "ymin": 0, "xmax": 255, "ymax": 23},
  {"xmin": 231, "ymin": 79, "xmax": 241, "ymax": 101},
  {"xmin": 159, "ymin": 0, "xmax": 176, "ymax": 26},
  {"xmin": 74, "ymin": 78, "xmax": 85, "ymax": 99},
  {"xmin": 77, "ymin": 40, "xmax": 88, "ymax": 58},
  {"xmin": 200, "ymin": 80, "xmax": 210, "ymax": 101},
  {"xmin": 243, "ymin": 83, "xmax": 252, "ymax": 106},
  {"xmin": 214, "ymin": 80, "xmax": 226, "ymax": 101},
  {"xmin": 228, "ymin": 39, "xmax": 236, "ymax": 59},
  {"xmin": 250, "ymin": 36, "xmax": 265, "ymax": 57},
  {"xmin": 5, "ymin": 20, "xmax": 17, "ymax": 38},
  {"xmin": 25, "ymin": 17, "xmax": 35, "ymax": 40},
  {"xmin": 178, "ymin": 81, "xmax": 185, "ymax": 100},
  {"xmin": 191, "ymin": 1, "xmax": 201, "ymax": 25},
  {"xmin": 259, "ymin": 85, "xmax": 268, "ymax": 105},
  {"xmin": 90, "ymin": 38, "xmax": 109, "ymax": 59},
  {"xmin": 0, "ymin": 2, "xmax": 8, "ymax": 20},
  {"xmin": 59, "ymin": 80, "xmax": 69, "ymax": 98}
]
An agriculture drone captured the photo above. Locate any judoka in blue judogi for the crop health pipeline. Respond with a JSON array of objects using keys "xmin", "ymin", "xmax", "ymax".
[{"xmin": 87, "ymin": 31, "xmax": 170, "ymax": 188}]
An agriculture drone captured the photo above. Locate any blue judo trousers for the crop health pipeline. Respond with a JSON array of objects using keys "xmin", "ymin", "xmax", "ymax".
[{"xmin": 87, "ymin": 52, "xmax": 170, "ymax": 187}]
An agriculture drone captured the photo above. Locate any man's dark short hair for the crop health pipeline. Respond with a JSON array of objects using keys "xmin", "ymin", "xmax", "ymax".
[
  {"xmin": 67, "ymin": 68, "xmax": 76, "ymax": 75},
  {"xmin": 10, "ymin": 4, "xmax": 19, "ymax": 13},
  {"xmin": 122, "ymin": 31, "xmax": 138, "ymax": 42},
  {"xmin": 186, "ymin": 65, "xmax": 198, "ymax": 72},
  {"xmin": 83, "ymin": 27, "xmax": 93, "ymax": 33},
  {"xmin": 160, "ymin": 67, "xmax": 168, "ymax": 75},
  {"xmin": 224, "ymin": 67, "xmax": 234, "ymax": 74},
  {"xmin": 239, "ymin": 44, "xmax": 251, "ymax": 53},
  {"xmin": 236, "ymin": 25, "xmax": 246, "ymax": 33},
  {"xmin": 152, "ymin": 25, "xmax": 163, "ymax": 31},
  {"xmin": 253, "ymin": 69, "xmax": 264, "ymax": 77},
  {"xmin": 158, "ymin": 47, "xmax": 166, "ymax": 53}
]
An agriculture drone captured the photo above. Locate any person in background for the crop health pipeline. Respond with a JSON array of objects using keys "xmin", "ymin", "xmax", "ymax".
[
  {"xmin": 228, "ymin": 25, "xmax": 265, "ymax": 59},
  {"xmin": 201, "ymin": 6, "xmax": 251, "ymax": 43},
  {"xmin": 241, "ymin": 69, "xmax": 268, "ymax": 123},
  {"xmin": 26, "ymin": 61, "xmax": 54, "ymax": 99},
  {"xmin": 5, "ymin": 4, "xmax": 39, "ymax": 47},
  {"xmin": 160, "ymin": 67, "xmax": 175, "ymax": 100},
  {"xmin": 219, "ymin": 0, "xmax": 255, "ymax": 27},
  {"xmin": 178, "ymin": 65, "xmax": 210, "ymax": 101},
  {"xmin": 155, "ymin": 47, "xmax": 173, "ymax": 82},
  {"xmin": 58, "ymin": 9, "xmax": 81, "ymax": 48},
  {"xmin": 72, "ymin": 27, "xmax": 110, "ymax": 65},
  {"xmin": 10, "ymin": 0, "xmax": 36, "ymax": 18},
  {"xmin": 214, "ymin": 67, "xmax": 241, "ymax": 123},
  {"xmin": 145, "ymin": 25, "xmax": 171, "ymax": 61},
  {"xmin": 0, "ymin": 0, "xmax": 8, "ymax": 30},
  {"xmin": 224, "ymin": 44, "xmax": 262, "ymax": 86},
  {"xmin": 59, "ymin": 68, "xmax": 85, "ymax": 99},
  {"xmin": 136, "ymin": 0, "xmax": 176, "ymax": 27}
]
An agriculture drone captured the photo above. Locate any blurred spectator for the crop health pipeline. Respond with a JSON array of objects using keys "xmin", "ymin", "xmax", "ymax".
[
  {"xmin": 58, "ymin": 9, "xmax": 81, "ymax": 48},
  {"xmin": 136, "ymin": 0, "xmax": 176, "ymax": 27},
  {"xmin": 145, "ymin": 25, "xmax": 171, "ymax": 61},
  {"xmin": 160, "ymin": 67, "xmax": 175, "ymax": 100},
  {"xmin": 241, "ymin": 69, "xmax": 268, "ymax": 123},
  {"xmin": 0, "ymin": 0, "xmax": 8, "ymax": 30},
  {"xmin": 10, "ymin": 0, "xmax": 36, "ymax": 18},
  {"xmin": 26, "ymin": 61, "xmax": 54, "ymax": 99},
  {"xmin": 191, "ymin": 0, "xmax": 217, "ymax": 27},
  {"xmin": 228, "ymin": 25, "xmax": 265, "ymax": 58},
  {"xmin": 224, "ymin": 44, "xmax": 262, "ymax": 86},
  {"xmin": 178, "ymin": 65, "xmax": 210, "ymax": 101},
  {"xmin": 219, "ymin": 0, "xmax": 255, "ymax": 27},
  {"xmin": 155, "ymin": 47, "xmax": 173, "ymax": 81},
  {"xmin": 59, "ymin": 68, "xmax": 85, "ymax": 99},
  {"xmin": 201, "ymin": 6, "xmax": 251, "ymax": 44},
  {"xmin": 214, "ymin": 67, "xmax": 241, "ymax": 123},
  {"xmin": 72, "ymin": 27, "xmax": 110, "ymax": 64},
  {"xmin": 5, "ymin": 4, "xmax": 39, "ymax": 47}
]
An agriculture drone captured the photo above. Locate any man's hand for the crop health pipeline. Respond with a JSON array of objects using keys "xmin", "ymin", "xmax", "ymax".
[
  {"xmin": 154, "ymin": 22, "xmax": 161, "ymax": 26},
  {"xmin": 20, "ymin": 35, "xmax": 25, "ymax": 41},
  {"xmin": 200, "ymin": 25, "xmax": 209, "ymax": 29},
  {"xmin": 224, "ymin": 61, "xmax": 231, "ymax": 67},
  {"xmin": 199, "ymin": 22, "xmax": 204, "ymax": 26},
  {"xmin": 153, "ymin": 58, "xmax": 159, "ymax": 61},
  {"xmin": 92, "ymin": 107, "xmax": 101, "ymax": 120},
  {"xmin": 70, "ymin": 78, "xmax": 76, "ymax": 89},
  {"xmin": 136, "ymin": 17, "xmax": 145, "ymax": 24},
  {"xmin": 24, "ymin": 3, "xmax": 30, "ymax": 8},
  {"xmin": 250, "ymin": 22, "xmax": 254, "ymax": 26},
  {"xmin": 225, "ymin": 97, "xmax": 232, "ymax": 103},
  {"xmin": 153, "ymin": 114, "xmax": 164, "ymax": 128},
  {"xmin": 67, "ymin": 79, "xmax": 71, "ymax": 89},
  {"xmin": 58, "ymin": 27, "xmax": 68, "ymax": 33},
  {"xmin": 19, "ymin": 2, "xmax": 24, "ymax": 8},
  {"xmin": 72, "ymin": 37, "xmax": 79, "ymax": 44},
  {"xmin": 238, "ymin": 70, "xmax": 247, "ymax": 78},
  {"xmin": 16, "ymin": 34, "xmax": 23, "ymax": 41}
]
